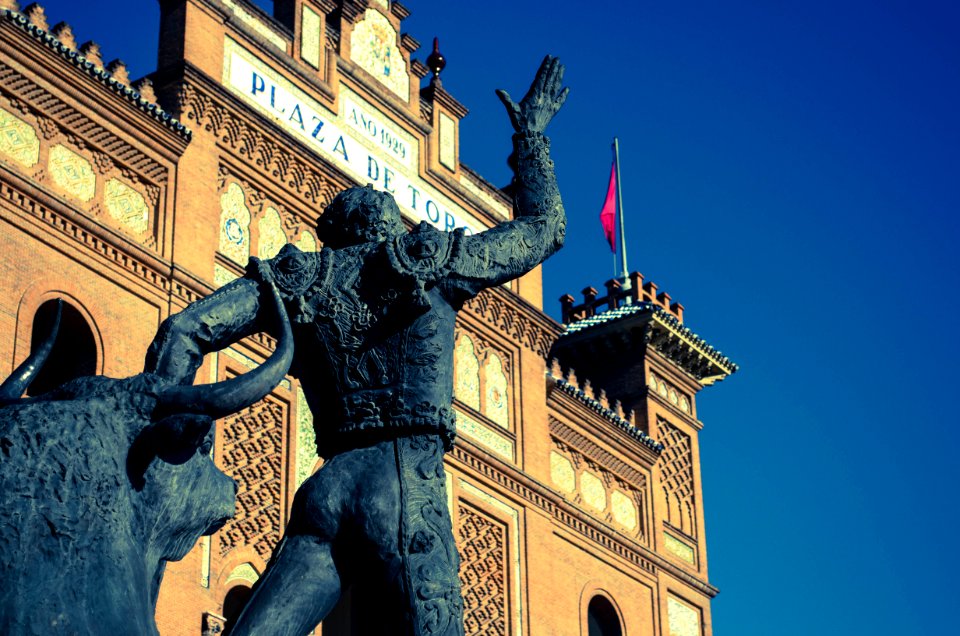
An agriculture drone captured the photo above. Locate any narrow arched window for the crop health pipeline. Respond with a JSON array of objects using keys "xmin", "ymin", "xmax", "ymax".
[
  {"xmin": 588, "ymin": 595, "xmax": 623, "ymax": 636},
  {"xmin": 26, "ymin": 299, "xmax": 97, "ymax": 397},
  {"xmin": 222, "ymin": 584, "xmax": 253, "ymax": 633}
]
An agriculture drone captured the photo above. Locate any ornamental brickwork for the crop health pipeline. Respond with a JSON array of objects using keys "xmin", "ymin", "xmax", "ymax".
[{"xmin": 0, "ymin": 1, "xmax": 735, "ymax": 635}]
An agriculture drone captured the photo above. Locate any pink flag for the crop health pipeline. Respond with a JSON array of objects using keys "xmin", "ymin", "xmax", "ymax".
[{"xmin": 599, "ymin": 162, "xmax": 617, "ymax": 252}]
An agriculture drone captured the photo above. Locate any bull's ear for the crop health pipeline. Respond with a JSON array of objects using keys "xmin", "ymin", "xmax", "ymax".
[{"xmin": 127, "ymin": 414, "xmax": 213, "ymax": 489}]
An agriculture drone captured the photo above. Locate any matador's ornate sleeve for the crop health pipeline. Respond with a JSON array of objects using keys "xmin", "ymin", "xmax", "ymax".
[
  {"xmin": 442, "ymin": 130, "xmax": 566, "ymax": 302},
  {"xmin": 144, "ymin": 265, "xmax": 278, "ymax": 386}
]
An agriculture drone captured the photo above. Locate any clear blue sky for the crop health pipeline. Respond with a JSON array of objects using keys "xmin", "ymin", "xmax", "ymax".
[{"xmin": 27, "ymin": 1, "xmax": 959, "ymax": 633}]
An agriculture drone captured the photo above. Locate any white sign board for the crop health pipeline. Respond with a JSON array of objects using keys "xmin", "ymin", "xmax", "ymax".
[{"xmin": 223, "ymin": 39, "xmax": 487, "ymax": 235}]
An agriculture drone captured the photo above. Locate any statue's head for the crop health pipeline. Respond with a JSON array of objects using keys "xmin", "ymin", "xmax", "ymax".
[{"xmin": 316, "ymin": 185, "xmax": 406, "ymax": 249}]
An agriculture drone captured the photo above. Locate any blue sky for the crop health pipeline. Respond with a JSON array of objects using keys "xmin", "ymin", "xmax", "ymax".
[{"xmin": 23, "ymin": 1, "xmax": 959, "ymax": 633}]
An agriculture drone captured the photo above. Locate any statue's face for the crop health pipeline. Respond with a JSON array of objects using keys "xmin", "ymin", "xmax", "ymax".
[{"xmin": 317, "ymin": 186, "xmax": 406, "ymax": 249}]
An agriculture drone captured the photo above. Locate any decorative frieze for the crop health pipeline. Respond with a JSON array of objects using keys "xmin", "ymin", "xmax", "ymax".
[
  {"xmin": 455, "ymin": 408, "xmax": 513, "ymax": 462},
  {"xmin": 217, "ymin": 166, "xmax": 319, "ymax": 268},
  {"xmin": 47, "ymin": 143, "xmax": 94, "ymax": 202},
  {"xmin": 549, "ymin": 418, "xmax": 649, "ymax": 539},
  {"xmin": 463, "ymin": 288, "xmax": 560, "ymax": 359},
  {"xmin": 549, "ymin": 450, "xmax": 575, "ymax": 494},
  {"xmin": 104, "ymin": 177, "xmax": 149, "ymax": 235},
  {"xmin": 181, "ymin": 82, "xmax": 343, "ymax": 208},
  {"xmin": 219, "ymin": 181, "xmax": 251, "ymax": 265}
]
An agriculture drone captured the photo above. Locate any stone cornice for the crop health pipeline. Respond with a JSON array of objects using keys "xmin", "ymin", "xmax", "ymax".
[
  {"xmin": 463, "ymin": 285, "xmax": 563, "ymax": 359},
  {"xmin": 449, "ymin": 438, "xmax": 720, "ymax": 598}
]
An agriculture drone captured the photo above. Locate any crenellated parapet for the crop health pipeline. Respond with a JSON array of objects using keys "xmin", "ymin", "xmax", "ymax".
[{"xmin": 560, "ymin": 271, "xmax": 685, "ymax": 324}]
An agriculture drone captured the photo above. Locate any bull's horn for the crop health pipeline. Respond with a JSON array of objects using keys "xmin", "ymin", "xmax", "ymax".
[
  {"xmin": 0, "ymin": 299, "xmax": 62, "ymax": 403},
  {"xmin": 155, "ymin": 283, "xmax": 293, "ymax": 419}
]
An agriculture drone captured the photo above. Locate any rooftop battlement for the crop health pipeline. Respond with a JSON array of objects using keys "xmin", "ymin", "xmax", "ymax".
[{"xmin": 559, "ymin": 271, "xmax": 685, "ymax": 325}]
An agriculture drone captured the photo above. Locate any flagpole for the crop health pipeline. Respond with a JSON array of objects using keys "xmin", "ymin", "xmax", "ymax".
[{"xmin": 613, "ymin": 137, "xmax": 629, "ymax": 286}]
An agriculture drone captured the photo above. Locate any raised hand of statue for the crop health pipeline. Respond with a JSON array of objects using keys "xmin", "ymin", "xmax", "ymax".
[{"xmin": 496, "ymin": 55, "xmax": 569, "ymax": 134}]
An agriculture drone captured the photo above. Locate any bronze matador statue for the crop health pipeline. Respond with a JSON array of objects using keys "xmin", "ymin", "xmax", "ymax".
[{"xmin": 146, "ymin": 56, "xmax": 568, "ymax": 636}]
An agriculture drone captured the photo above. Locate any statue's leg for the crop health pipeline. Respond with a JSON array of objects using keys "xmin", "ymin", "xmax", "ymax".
[
  {"xmin": 229, "ymin": 451, "xmax": 352, "ymax": 636},
  {"xmin": 393, "ymin": 435, "xmax": 464, "ymax": 636},
  {"xmin": 227, "ymin": 534, "xmax": 341, "ymax": 636}
]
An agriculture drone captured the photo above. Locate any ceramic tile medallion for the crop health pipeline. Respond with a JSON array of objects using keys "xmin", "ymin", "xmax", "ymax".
[
  {"xmin": 350, "ymin": 9, "xmax": 409, "ymax": 100},
  {"xmin": 48, "ymin": 144, "xmax": 95, "ymax": 203},
  {"xmin": 0, "ymin": 106, "xmax": 40, "ymax": 168}
]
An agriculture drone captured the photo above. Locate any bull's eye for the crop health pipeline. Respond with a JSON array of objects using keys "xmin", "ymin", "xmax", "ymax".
[{"xmin": 199, "ymin": 440, "xmax": 213, "ymax": 456}]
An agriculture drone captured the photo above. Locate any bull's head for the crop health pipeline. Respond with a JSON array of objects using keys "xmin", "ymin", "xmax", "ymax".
[{"xmin": 0, "ymin": 284, "xmax": 294, "ymax": 630}]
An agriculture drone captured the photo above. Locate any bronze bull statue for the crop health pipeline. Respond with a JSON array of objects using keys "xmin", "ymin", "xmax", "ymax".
[{"xmin": 0, "ymin": 285, "xmax": 292, "ymax": 635}]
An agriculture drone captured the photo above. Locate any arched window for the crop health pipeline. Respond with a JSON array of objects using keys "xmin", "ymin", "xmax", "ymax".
[
  {"xmin": 587, "ymin": 595, "xmax": 623, "ymax": 636},
  {"xmin": 26, "ymin": 299, "xmax": 97, "ymax": 397},
  {"xmin": 222, "ymin": 584, "xmax": 253, "ymax": 633}
]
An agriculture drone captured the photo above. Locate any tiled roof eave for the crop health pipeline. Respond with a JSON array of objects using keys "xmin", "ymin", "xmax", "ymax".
[
  {"xmin": 2, "ymin": 10, "xmax": 192, "ymax": 140},
  {"xmin": 559, "ymin": 302, "xmax": 739, "ymax": 380},
  {"xmin": 551, "ymin": 377, "xmax": 665, "ymax": 454}
]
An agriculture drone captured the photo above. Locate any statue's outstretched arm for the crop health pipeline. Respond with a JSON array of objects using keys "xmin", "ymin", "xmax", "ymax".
[
  {"xmin": 144, "ymin": 276, "xmax": 269, "ymax": 385},
  {"xmin": 444, "ymin": 56, "xmax": 568, "ymax": 298}
]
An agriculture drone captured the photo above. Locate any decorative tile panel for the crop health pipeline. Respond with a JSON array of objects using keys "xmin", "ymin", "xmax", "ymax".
[
  {"xmin": 295, "ymin": 386, "xmax": 319, "ymax": 488},
  {"xmin": 350, "ymin": 9, "xmax": 409, "ymax": 100},
  {"xmin": 225, "ymin": 562, "xmax": 260, "ymax": 585},
  {"xmin": 549, "ymin": 451, "xmax": 576, "ymax": 494},
  {"xmin": 0, "ymin": 106, "xmax": 39, "ymax": 167},
  {"xmin": 214, "ymin": 263, "xmax": 239, "ymax": 288},
  {"xmin": 580, "ymin": 471, "xmax": 606, "ymax": 511},
  {"xmin": 300, "ymin": 5, "xmax": 322, "ymax": 69},
  {"xmin": 664, "ymin": 532, "xmax": 696, "ymax": 565},
  {"xmin": 439, "ymin": 112, "xmax": 456, "ymax": 170},
  {"xmin": 48, "ymin": 144, "xmax": 95, "ymax": 202},
  {"xmin": 104, "ymin": 178, "xmax": 149, "ymax": 235},
  {"xmin": 667, "ymin": 596, "xmax": 701, "ymax": 636},
  {"xmin": 458, "ymin": 504, "xmax": 507, "ymax": 635},
  {"xmin": 219, "ymin": 400, "xmax": 285, "ymax": 560},
  {"xmin": 610, "ymin": 490, "xmax": 637, "ymax": 531},
  {"xmin": 219, "ymin": 182, "xmax": 251, "ymax": 265},
  {"xmin": 455, "ymin": 409, "xmax": 513, "ymax": 462},
  {"xmin": 295, "ymin": 230, "xmax": 317, "ymax": 252},
  {"xmin": 257, "ymin": 207, "xmax": 286, "ymax": 259},
  {"xmin": 483, "ymin": 353, "xmax": 509, "ymax": 428},
  {"xmin": 221, "ymin": 0, "xmax": 287, "ymax": 50},
  {"xmin": 455, "ymin": 334, "xmax": 481, "ymax": 411}
]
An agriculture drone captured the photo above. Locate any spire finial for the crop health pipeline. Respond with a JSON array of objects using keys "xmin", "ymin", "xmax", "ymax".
[{"xmin": 426, "ymin": 37, "xmax": 446, "ymax": 86}]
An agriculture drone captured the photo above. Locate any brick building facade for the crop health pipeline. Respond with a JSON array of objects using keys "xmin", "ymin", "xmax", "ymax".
[{"xmin": 0, "ymin": 1, "xmax": 736, "ymax": 634}]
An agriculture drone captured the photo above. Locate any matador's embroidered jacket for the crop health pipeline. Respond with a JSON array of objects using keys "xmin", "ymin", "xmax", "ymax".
[{"xmin": 145, "ymin": 131, "xmax": 564, "ymax": 458}]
